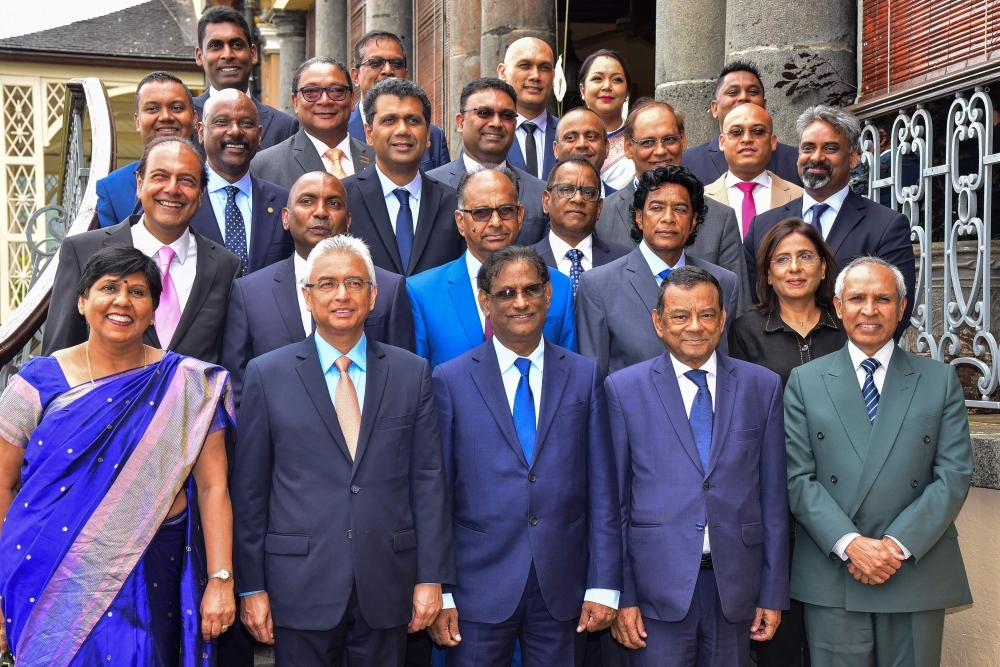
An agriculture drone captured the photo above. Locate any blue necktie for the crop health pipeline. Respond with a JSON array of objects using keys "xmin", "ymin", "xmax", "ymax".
[
  {"xmin": 860, "ymin": 358, "xmax": 881, "ymax": 424},
  {"xmin": 657, "ymin": 268, "xmax": 671, "ymax": 284},
  {"xmin": 684, "ymin": 369, "xmax": 713, "ymax": 470},
  {"xmin": 808, "ymin": 202, "xmax": 830, "ymax": 235},
  {"xmin": 224, "ymin": 185, "xmax": 249, "ymax": 275},
  {"xmin": 566, "ymin": 249, "xmax": 584, "ymax": 296},
  {"xmin": 393, "ymin": 188, "xmax": 414, "ymax": 272},
  {"xmin": 512, "ymin": 358, "xmax": 536, "ymax": 464}
]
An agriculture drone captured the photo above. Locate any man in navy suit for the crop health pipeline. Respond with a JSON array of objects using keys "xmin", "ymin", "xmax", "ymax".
[
  {"xmin": 193, "ymin": 7, "xmax": 298, "ymax": 151},
  {"xmin": 341, "ymin": 78, "xmax": 464, "ymax": 277},
  {"xmin": 190, "ymin": 89, "xmax": 292, "ymax": 275},
  {"xmin": 428, "ymin": 77, "xmax": 549, "ymax": 246},
  {"xmin": 744, "ymin": 105, "xmax": 915, "ymax": 339},
  {"xmin": 429, "ymin": 245, "xmax": 622, "ymax": 665},
  {"xmin": 348, "ymin": 30, "xmax": 450, "ymax": 171},
  {"xmin": 498, "ymin": 38, "xmax": 559, "ymax": 180},
  {"xmin": 222, "ymin": 171, "xmax": 414, "ymax": 407},
  {"xmin": 682, "ymin": 61, "xmax": 800, "ymax": 186},
  {"xmin": 553, "ymin": 107, "xmax": 617, "ymax": 199},
  {"xmin": 607, "ymin": 266, "xmax": 788, "ymax": 666},
  {"xmin": 96, "ymin": 71, "xmax": 197, "ymax": 228},
  {"xmin": 233, "ymin": 235, "xmax": 455, "ymax": 667},
  {"xmin": 407, "ymin": 167, "xmax": 576, "ymax": 369}
]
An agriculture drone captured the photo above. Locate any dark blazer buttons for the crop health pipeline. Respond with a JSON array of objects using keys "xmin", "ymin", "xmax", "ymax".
[
  {"xmin": 703, "ymin": 482, "xmax": 711, "ymax": 490},
  {"xmin": 528, "ymin": 474, "xmax": 537, "ymax": 482},
  {"xmin": 529, "ymin": 517, "xmax": 538, "ymax": 525},
  {"xmin": 924, "ymin": 435, "xmax": 931, "ymax": 443},
  {"xmin": 912, "ymin": 480, "xmax": 919, "ymax": 488},
  {"xmin": 831, "ymin": 475, "xmax": 838, "ymax": 483},
  {"xmin": 817, "ymin": 432, "xmax": 825, "ymax": 439}
]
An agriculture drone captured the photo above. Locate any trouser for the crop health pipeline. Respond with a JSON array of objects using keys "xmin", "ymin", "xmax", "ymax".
[
  {"xmin": 754, "ymin": 598, "xmax": 809, "ymax": 667},
  {"xmin": 802, "ymin": 604, "xmax": 945, "ymax": 667}
]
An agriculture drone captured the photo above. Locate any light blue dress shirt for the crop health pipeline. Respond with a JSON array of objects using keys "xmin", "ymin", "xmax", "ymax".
[
  {"xmin": 315, "ymin": 332, "xmax": 368, "ymax": 412},
  {"xmin": 375, "ymin": 167, "xmax": 421, "ymax": 235},
  {"xmin": 206, "ymin": 167, "xmax": 254, "ymax": 246},
  {"xmin": 639, "ymin": 240, "xmax": 686, "ymax": 285},
  {"xmin": 801, "ymin": 184, "xmax": 850, "ymax": 239}
]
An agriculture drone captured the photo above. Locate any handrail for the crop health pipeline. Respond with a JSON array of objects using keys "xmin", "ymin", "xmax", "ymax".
[{"xmin": 0, "ymin": 78, "xmax": 117, "ymax": 368}]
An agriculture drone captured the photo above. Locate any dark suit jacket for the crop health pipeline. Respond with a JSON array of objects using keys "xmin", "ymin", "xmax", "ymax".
[
  {"xmin": 349, "ymin": 103, "xmax": 450, "ymax": 171},
  {"xmin": 576, "ymin": 247, "xmax": 739, "ymax": 375},
  {"xmin": 606, "ymin": 351, "xmax": 788, "ymax": 622},
  {"xmin": 42, "ymin": 216, "xmax": 242, "ymax": 363},
  {"xmin": 683, "ymin": 137, "xmax": 802, "ymax": 187},
  {"xmin": 221, "ymin": 255, "xmax": 415, "ymax": 407},
  {"xmin": 232, "ymin": 336, "xmax": 456, "ymax": 630},
  {"xmin": 194, "ymin": 91, "xmax": 299, "ymax": 151},
  {"xmin": 187, "ymin": 174, "xmax": 293, "ymax": 275},
  {"xmin": 744, "ymin": 190, "xmax": 916, "ymax": 338},
  {"xmin": 506, "ymin": 112, "xmax": 558, "ymax": 180},
  {"xmin": 96, "ymin": 162, "xmax": 140, "ymax": 228},
  {"xmin": 341, "ymin": 166, "xmax": 464, "ymax": 276},
  {"xmin": 426, "ymin": 157, "xmax": 548, "ymax": 245},
  {"xmin": 433, "ymin": 340, "xmax": 622, "ymax": 623},
  {"xmin": 532, "ymin": 233, "xmax": 630, "ymax": 271},
  {"xmin": 249, "ymin": 128, "xmax": 375, "ymax": 189}
]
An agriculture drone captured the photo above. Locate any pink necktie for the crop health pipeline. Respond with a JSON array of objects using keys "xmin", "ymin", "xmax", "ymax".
[
  {"xmin": 154, "ymin": 246, "xmax": 181, "ymax": 348},
  {"xmin": 334, "ymin": 356, "xmax": 361, "ymax": 459},
  {"xmin": 736, "ymin": 181, "xmax": 758, "ymax": 238}
]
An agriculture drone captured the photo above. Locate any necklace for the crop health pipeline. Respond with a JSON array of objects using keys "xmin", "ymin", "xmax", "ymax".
[{"xmin": 87, "ymin": 342, "xmax": 147, "ymax": 387}]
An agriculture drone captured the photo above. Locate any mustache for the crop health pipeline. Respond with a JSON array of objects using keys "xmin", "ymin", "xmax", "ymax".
[{"xmin": 800, "ymin": 160, "xmax": 834, "ymax": 189}]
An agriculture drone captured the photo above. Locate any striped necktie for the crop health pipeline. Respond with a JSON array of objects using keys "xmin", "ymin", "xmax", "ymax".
[{"xmin": 860, "ymin": 357, "xmax": 881, "ymax": 424}]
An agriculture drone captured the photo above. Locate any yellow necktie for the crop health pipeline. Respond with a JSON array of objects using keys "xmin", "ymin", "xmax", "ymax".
[
  {"xmin": 324, "ymin": 148, "xmax": 348, "ymax": 179},
  {"xmin": 334, "ymin": 355, "xmax": 361, "ymax": 459}
]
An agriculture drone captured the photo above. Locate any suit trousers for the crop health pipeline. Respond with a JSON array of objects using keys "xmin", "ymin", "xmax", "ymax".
[
  {"xmin": 446, "ymin": 562, "xmax": 584, "ymax": 667},
  {"xmin": 802, "ymin": 604, "xmax": 945, "ymax": 667},
  {"xmin": 274, "ymin": 585, "xmax": 408, "ymax": 667},
  {"xmin": 630, "ymin": 568, "xmax": 752, "ymax": 667},
  {"xmin": 216, "ymin": 614, "xmax": 256, "ymax": 667}
]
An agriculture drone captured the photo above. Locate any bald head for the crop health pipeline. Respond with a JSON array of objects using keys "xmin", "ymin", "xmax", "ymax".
[
  {"xmin": 284, "ymin": 171, "xmax": 351, "ymax": 258},
  {"xmin": 198, "ymin": 88, "xmax": 261, "ymax": 180},
  {"xmin": 554, "ymin": 107, "xmax": 608, "ymax": 170},
  {"xmin": 719, "ymin": 102, "xmax": 777, "ymax": 181},
  {"xmin": 498, "ymin": 37, "xmax": 555, "ymax": 118}
]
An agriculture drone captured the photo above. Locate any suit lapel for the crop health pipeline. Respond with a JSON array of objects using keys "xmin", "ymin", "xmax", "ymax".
[
  {"xmin": 353, "ymin": 338, "xmax": 388, "ymax": 475},
  {"xmin": 256, "ymin": 100, "xmax": 276, "ymax": 145},
  {"xmin": 351, "ymin": 137, "xmax": 374, "ymax": 171},
  {"xmin": 470, "ymin": 342, "xmax": 529, "ymax": 468},
  {"xmin": 274, "ymin": 256, "xmax": 307, "ymax": 340},
  {"xmin": 295, "ymin": 337, "xmax": 353, "ymax": 463},
  {"xmin": 292, "ymin": 130, "xmax": 326, "ymax": 174},
  {"xmin": 615, "ymin": 184, "xmax": 636, "ymax": 240},
  {"xmin": 652, "ymin": 354, "xmax": 704, "ymax": 473},
  {"xmin": 822, "ymin": 347, "xmax": 873, "ymax": 462},
  {"xmin": 707, "ymin": 139, "xmax": 729, "ymax": 178},
  {"xmin": 543, "ymin": 115, "xmax": 557, "ymax": 176},
  {"xmin": 592, "ymin": 235, "xmax": 612, "ymax": 267},
  {"xmin": 356, "ymin": 170, "xmax": 405, "ymax": 273},
  {"xmin": 169, "ymin": 230, "xmax": 219, "ymax": 349},
  {"xmin": 706, "ymin": 355, "xmax": 737, "ymax": 477},
  {"xmin": 447, "ymin": 257, "xmax": 484, "ymax": 348},
  {"xmin": 248, "ymin": 176, "xmax": 279, "ymax": 271},
  {"xmin": 348, "ymin": 104, "xmax": 366, "ymax": 142},
  {"xmin": 190, "ymin": 196, "xmax": 225, "ymax": 246},
  {"xmin": 826, "ymin": 192, "xmax": 867, "ymax": 256},
  {"xmin": 625, "ymin": 249, "xmax": 658, "ymax": 314},
  {"xmin": 535, "ymin": 237, "xmax": 557, "ymax": 268},
  {"xmin": 532, "ymin": 342, "xmax": 570, "ymax": 467},
  {"xmin": 410, "ymin": 173, "xmax": 440, "ymax": 273}
]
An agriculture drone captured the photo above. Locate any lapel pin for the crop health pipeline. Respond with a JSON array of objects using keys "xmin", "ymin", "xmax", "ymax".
[{"xmin": 268, "ymin": 207, "xmax": 274, "ymax": 213}]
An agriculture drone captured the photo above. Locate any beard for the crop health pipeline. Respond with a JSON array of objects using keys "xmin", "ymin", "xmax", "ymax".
[{"xmin": 800, "ymin": 161, "xmax": 833, "ymax": 190}]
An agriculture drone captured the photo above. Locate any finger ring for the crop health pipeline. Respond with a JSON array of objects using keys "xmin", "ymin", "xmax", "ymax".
[{"xmin": 221, "ymin": 625, "xmax": 229, "ymax": 631}]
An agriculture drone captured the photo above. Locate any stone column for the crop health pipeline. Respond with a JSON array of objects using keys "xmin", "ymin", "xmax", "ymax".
[
  {"xmin": 726, "ymin": 0, "xmax": 856, "ymax": 145},
  {"xmin": 315, "ymin": 0, "xmax": 349, "ymax": 63},
  {"xmin": 366, "ymin": 0, "xmax": 412, "ymax": 59},
  {"xmin": 273, "ymin": 9, "xmax": 308, "ymax": 115},
  {"xmin": 446, "ymin": 0, "xmax": 480, "ymax": 156},
  {"xmin": 654, "ymin": 0, "xmax": 726, "ymax": 147},
  {"xmin": 480, "ymin": 0, "xmax": 555, "ymax": 81}
]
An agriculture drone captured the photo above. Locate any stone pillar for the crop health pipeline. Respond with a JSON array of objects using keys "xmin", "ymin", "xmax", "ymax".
[
  {"xmin": 273, "ymin": 10, "xmax": 308, "ymax": 115},
  {"xmin": 654, "ymin": 0, "xmax": 726, "ymax": 147},
  {"xmin": 726, "ymin": 0, "xmax": 856, "ymax": 146},
  {"xmin": 366, "ymin": 0, "xmax": 412, "ymax": 59},
  {"xmin": 256, "ymin": 22, "xmax": 282, "ymax": 110},
  {"xmin": 315, "ymin": 0, "xmax": 349, "ymax": 63},
  {"xmin": 480, "ymin": 0, "xmax": 555, "ymax": 82},
  {"xmin": 446, "ymin": 0, "xmax": 480, "ymax": 156}
]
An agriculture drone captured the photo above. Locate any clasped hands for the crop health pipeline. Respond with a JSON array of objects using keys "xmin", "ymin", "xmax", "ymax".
[
  {"xmin": 845, "ymin": 536, "xmax": 904, "ymax": 585},
  {"xmin": 429, "ymin": 600, "xmax": 617, "ymax": 647}
]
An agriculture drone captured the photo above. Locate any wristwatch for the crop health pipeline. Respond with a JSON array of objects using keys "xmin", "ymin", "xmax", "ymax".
[{"xmin": 208, "ymin": 568, "xmax": 232, "ymax": 582}]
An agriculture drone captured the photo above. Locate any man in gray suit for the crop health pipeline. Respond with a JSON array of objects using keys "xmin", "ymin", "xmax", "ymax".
[
  {"xmin": 428, "ymin": 77, "xmax": 548, "ymax": 245},
  {"xmin": 595, "ymin": 100, "xmax": 749, "ymax": 311},
  {"xmin": 251, "ymin": 57, "xmax": 374, "ymax": 189},
  {"xmin": 577, "ymin": 166, "xmax": 740, "ymax": 376}
]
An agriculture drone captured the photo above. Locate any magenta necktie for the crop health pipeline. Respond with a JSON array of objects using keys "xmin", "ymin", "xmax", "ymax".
[
  {"xmin": 736, "ymin": 181, "xmax": 758, "ymax": 237},
  {"xmin": 154, "ymin": 246, "xmax": 181, "ymax": 348}
]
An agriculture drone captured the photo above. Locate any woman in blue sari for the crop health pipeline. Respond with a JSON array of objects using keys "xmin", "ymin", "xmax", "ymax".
[{"xmin": 0, "ymin": 246, "xmax": 236, "ymax": 666}]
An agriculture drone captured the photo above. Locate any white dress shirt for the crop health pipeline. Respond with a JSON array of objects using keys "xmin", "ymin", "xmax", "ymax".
[
  {"xmin": 462, "ymin": 153, "xmax": 508, "ymax": 173},
  {"xmin": 442, "ymin": 336, "xmax": 620, "ymax": 611},
  {"xmin": 375, "ymin": 167, "xmax": 422, "ymax": 234},
  {"xmin": 832, "ymin": 338, "xmax": 911, "ymax": 561},
  {"xmin": 293, "ymin": 251, "xmax": 312, "ymax": 335},
  {"xmin": 208, "ymin": 86, "xmax": 252, "ymax": 98},
  {"xmin": 549, "ymin": 230, "xmax": 594, "ymax": 276},
  {"xmin": 465, "ymin": 252, "xmax": 487, "ymax": 331},
  {"xmin": 802, "ymin": 184, "xmax": 851, "ymax": 239},
  {"xmin": 669, "ymin": 352, "xmax": 717, "ymax": 554},
  {"xmin": 131, "ymin": 216, "xmax": 197, "ymax": 312},
  {"xmin": 515, "ymin": 111, "xmax": 547, "ymax": 177},
  {"xmin": 206, "ymin": 166, "xmax": 254, "ymax": 247},
  {"xmin": 638, "ymin": 240, "xmax": 685, "ymax": 285},
  {"xmin": 725, "ymin": 170, "xmax": 772, "ymax": 232},
  {"xmin": 305, "ymin": 131, "xmax": 355, "ymax": 177}
]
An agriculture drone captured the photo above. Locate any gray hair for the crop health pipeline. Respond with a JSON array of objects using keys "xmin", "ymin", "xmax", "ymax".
[
  {"xmin": 834, "ymin": 255, "xmax": 906, "ymax": 303},
  {"xmin": 795, "ymin": 105, "xmax": 862, "ymax": 152},
  {"xmin": 456, "ymin": 163, "xmax": 520, "ymax": 208},
  {"xmin": 305, "ymin": 235, "xmax": 378, "ymax": 287}
]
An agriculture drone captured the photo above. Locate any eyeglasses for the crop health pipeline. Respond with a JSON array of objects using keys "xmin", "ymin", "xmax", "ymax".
[
  {"xmin": 294, "ymin": 84, "xmax": 351, "ymax": 103},
  {"xmin": 459, "ymin": 204, "xmax": 519, "ymax": 222},
  {"xmin": 358, "ymin": 57, "xmax": 407, "ymax": 71},
  {"xmin": 725, "ymin": 126, "xmax": 770, "ymax": 140},
  {"xmin": 549, "ymin": 183, "xmax": 601, "ymax": 202},
  {"xmin": 770, "ymin": 252, "xmax": 821, "ymax": 269},
  {"xmin": 628, "ymin": 135, "xmax": 682, "ymax": 150},
  {"xmin": 304, "ymin": 278, "xmax": 373, "ymax": 292},
  {"xmin": 462, "ymin": 107, "xmax": 518, "ymax": 123},
  {"xmin": 487, "ymin": 283, "xmax": 546, "ymax": 302}
]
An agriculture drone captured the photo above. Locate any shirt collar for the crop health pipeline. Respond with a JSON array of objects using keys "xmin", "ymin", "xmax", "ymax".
[
  {"xmin": 315, "ymin": 331, "xmax": 368, "ymax": 375},
  {"xmin": 293, "ymin": 251, "xmax": 309, "ymax": 284},
  {"xmin": 207, "ymin": 165, "xmax": 253, "ymax": 196},
  {"xmin": 209, "ymin": 85, "xmax": 252, "ymax": 98},
  {"xmin": 725, "ymin": 170, "xmax": 771, "ymax": 189},
  {"xmin": 517, "ymin": 111, "xmax": 547, "ymax": 132},
  {"xmin": 548, "ymin": 230, "xmax": 593, "ymax": 264},
  {"xmin": 847, "ymin": 338, "xmax": 895, "ymax": 372},
  {"xmin": 465, "ymin": 251, "xmax": 483, "ymax": 281},
  {"xmin": 493, "ymin": 334, "xmax": 545, "ymax": 374},
  {"xmin": 375, "ymin": 165, "xmax": 422, "ymax": 201},
  {"xmin": 303, "ymin": 129, "xmax": 331, "ymax": 154},
  {"xmin": 638, "ymin": 240, "xmax": 685, "ymax": 275},
  {"xmin": 669, "ymin": 351, "xmax": 718, "ymax": 380},
  {"xmin": 357, "ymin": 101, "xmax": 367, "ymax": 125},
  {"xmin": 802, "ymin": 184, "xmax": 850, "ymax": 216},
  {"xmin": 462, "ymin": 153, "xmax": 508, "ymax": 172},
  {"xmin": 131, "ymin": 215, "xmax": 193, "ymax": 264}
]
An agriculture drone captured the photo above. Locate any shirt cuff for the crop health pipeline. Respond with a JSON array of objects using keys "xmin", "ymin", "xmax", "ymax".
[
  {"xmin": 442, "ymin": 593, "xmax": 455, "ymax": 610},
  {"xmin": 239, "ymin": 590, "xmax": 265, "ymax": 597},
  {"xmin": 883, "ymin": 535, "xmax": 912, "ymax": 560},
  {"xmin": 832, "ymin": 532, "xmax": 861, "ymax": 560},
  {"xmin": 584, "ymin": 588, "xmax": 620, "ymax": 610}
]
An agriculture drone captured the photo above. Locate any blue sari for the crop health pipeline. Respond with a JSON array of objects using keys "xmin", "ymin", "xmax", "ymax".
[{"xmin": 0, "ymin": 352, "xmax": 234, "ymax": 667}]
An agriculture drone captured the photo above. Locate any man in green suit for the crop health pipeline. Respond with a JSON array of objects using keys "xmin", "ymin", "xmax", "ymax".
[{"xmin": 784, "ymin": 255, "xmax": 972, "ymax": 667}]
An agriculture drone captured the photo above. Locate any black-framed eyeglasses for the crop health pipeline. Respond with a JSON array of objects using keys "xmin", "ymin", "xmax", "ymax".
[
  {"xmin": 459, "ymin": 204, "xmax": 519, "ymax": 223},
  {"xmin": 294, "ymin": 84, "xmax": 351, "ymax": 103},
  {"xmin": 725, "ymin": 126, "xmax": 770, "ymax": 140},
  {"xmin": 462, "ymin": 107, "xmax": 517, "ymax": 123},
  {"xmin": 487, "ymin": 283, "xmax": 546, "ymax": 302},
  {"xmin": 549, "ymin": 183, "xmax": 601, "ymax": 202},
  {"xmin": 628, "ymin": 135, "xmax": 682, "ymax": 149},
  {"xmin": 359, "ymin": 57, "xmax": 407, "ymax": 71},
  {"xmin": 304, "ymin": 278, "xmax": 373, "ymax": 293}
]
